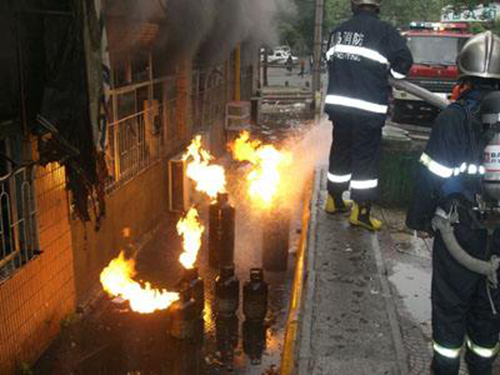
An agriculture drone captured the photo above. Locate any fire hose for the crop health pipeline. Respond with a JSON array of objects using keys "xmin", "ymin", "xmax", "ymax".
[
  {"xmin": 432, "ymin": 214, "xmax": 500, "ymax": 314},
  {"xmin": 432, "ymin": 215, "xmax": 500, "ymax": 288},
  {"xmin": 388, "ymin": 77, "xmax": 450, "ymax": 110}
]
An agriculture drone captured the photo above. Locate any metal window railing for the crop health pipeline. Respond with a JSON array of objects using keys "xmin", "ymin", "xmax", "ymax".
[
  {"xmin": 0, "ymin": 165, "xmax": 40, "ymax": 283},
  {"xmin": 105, "ymin": 67, "xmax": 231, "ymax": 190},
  {"xmin": 107, "ymin": 105, "xmax": 162, "ymax": 190}
]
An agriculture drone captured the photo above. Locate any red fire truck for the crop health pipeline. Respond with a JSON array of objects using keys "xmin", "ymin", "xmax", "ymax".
[{"xmin": 391, "ymin": 21, "xmax": 472, "ymax": 125}]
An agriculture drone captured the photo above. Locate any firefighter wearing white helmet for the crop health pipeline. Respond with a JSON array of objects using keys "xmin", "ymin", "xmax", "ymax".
[
  {"xmin": 407, "ymin": 31, "xmax": 500, "ymax": 375},
  {"xmin": 351, "ymin": 0, "xmax": 383, "ymax": 6},
  {"xmin": 324, "ymin": 0, "xmax": 412, "ymax": 231}
]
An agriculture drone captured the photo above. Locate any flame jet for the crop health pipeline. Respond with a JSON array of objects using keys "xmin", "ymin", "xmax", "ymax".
[
  {"xmin": 183, "ymin": 136, "xmax": 226, "ymax": 200},
  {"xmin": 177, "ymin": 207, "xmax": 205, "ymax": 269},
  {"xmin": 100, "ymin": 252, "xmax": 179, "ymax": 314},
  {"xmin": 230, "ymin": 131, "xmax": 292, "ymax": 208}
]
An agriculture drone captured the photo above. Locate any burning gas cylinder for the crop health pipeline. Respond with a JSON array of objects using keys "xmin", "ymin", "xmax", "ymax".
[
  {"xmin": 178, "ymin": 267, "xmax": 204, "ymax": 316},
  {"xmin": 215, "ymin": 265, "xmax": 240, "ymax": 316},
  {"xmin": 216, "ymin": 314, "xmax": 239, "ymax": 371},
  {"xmin": 243, "ymin": 268, "xmax": 268, "ymax": 322},
  {"xmin": 168, "ymin": 289, "xmax": 198, "ymax": 341},
  {"xmin": 169, "ymin": 338, "xmax": 203, "ymax": 375},
  {"xmin": 243, "ymin": 320, "xmax": 267, "ymax": 365},
  {"xmin": 209, "ymin": 192, "xmax": 235, "ymax": 268},
  {"xmin": 262, "ymin": 203, "xmax": 290, "ymax": 272}
]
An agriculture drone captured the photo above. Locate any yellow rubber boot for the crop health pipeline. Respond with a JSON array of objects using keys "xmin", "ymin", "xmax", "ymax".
[
  {"xmin": 349, "ymin": 203, "xmax": 382, "ymax": 231},
  {"xmin": 325, "ymin": 194, "xmax": 353, "ymax": 214}
]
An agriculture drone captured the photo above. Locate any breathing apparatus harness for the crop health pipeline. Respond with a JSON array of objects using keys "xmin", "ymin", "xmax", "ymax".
[{"xmin": 431, "ymin": 91, "xmax": 500, "ymax": 314}]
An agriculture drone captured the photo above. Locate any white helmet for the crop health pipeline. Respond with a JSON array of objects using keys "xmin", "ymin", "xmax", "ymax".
[
  {"xmin": 458, "ymin": 31, "xmax": 500, "ymax": 80},
  {"xmin": 351, "ymin": 0, "xmax": 382, "ymax": 8}
]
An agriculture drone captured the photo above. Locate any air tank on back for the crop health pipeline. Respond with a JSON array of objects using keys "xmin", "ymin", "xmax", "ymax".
[{"xmin": 482, "ymin": 92, "xmax": 500, "ymax": 203}]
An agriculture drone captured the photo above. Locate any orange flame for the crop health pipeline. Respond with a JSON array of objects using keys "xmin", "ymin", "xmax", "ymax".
[
  {"xmin": 177, "ymin": 207, "xmax": 205, "ymax": 269},
  {"xmin": 183, "ymin": 136, "xmax": 226, "ymax": 199},
  {"xmin": 231, "ymin": 131, "xmax": 292, "ymax": 208},
  {"xmin": 100, "ymin": 252, "xmax": 179, "ymax": 314}
]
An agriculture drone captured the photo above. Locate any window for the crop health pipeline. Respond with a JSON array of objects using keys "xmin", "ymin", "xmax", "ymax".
[
  {"xmin": 132, "ymin": 51, "xmax": 150, "ymax": 83},
  {"xmin": 0, "ymin": 136, "xmax": 39, "ymax": 282},
  {"xmin": 406, "ymin": 36, "xmax": 469, "ymax": 66},
  {"xmin": 117, "ymin": 92, "xmax": 136, "ymax": 120},
  {"xmin": 112, "ymin": 56, "xmax": 132, "ymax": 88}
]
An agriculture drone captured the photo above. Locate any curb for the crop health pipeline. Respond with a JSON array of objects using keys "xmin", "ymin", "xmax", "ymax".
[
  {"xmin": 281, "ymin": 168, "xmax": 410, "ymax": 374},
  {"xmin": 281, "ymin": 168, "xmax": 320, "ymax": 375},
  {"xmin": 372, "ymin": 235, "xmax": 410, "ymax": 375}
]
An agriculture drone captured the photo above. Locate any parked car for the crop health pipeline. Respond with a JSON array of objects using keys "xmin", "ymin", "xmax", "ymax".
[
  {"xmin": 275, "ymin": 45, "xmax": 291, "ymax": 54},
  {"xmin": 261, "ymin": 49, "xmax": 298, "ymax": 65}
]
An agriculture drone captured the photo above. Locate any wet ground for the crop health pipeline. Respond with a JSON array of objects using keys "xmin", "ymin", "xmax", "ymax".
[
  {"xmin": 297, "ymin": 170, "xmax": 407, "ymax": 375},
  {"xmin": 35, "ymin": 206, "xmax": 299, "ymax": 375},
  {"xmin": 34, "ymin": 104, "xmax": 317, "ymax": 374},
  {"xmin": 377, "ymin": 208, "xmax": 500, "ymax": 374}
]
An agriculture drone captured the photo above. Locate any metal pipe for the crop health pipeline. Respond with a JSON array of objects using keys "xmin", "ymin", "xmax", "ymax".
[
  {"xmin": 263, "ymin": 48, "xmax": 269, "ymax": 87},
  {"xmin": 432, "ymin": 215, "xmax": 500, "ymax": 287},
  {"xmin": 235, "ymin": 43, "xmax": 241, "ymax": 101},
  {"xmin": 388, "ymin": 77, "xmax": 450, "ymax": 110},
  {"xmin": 312, "ymin": 0, "xmax": 324, "ymax": 100}
]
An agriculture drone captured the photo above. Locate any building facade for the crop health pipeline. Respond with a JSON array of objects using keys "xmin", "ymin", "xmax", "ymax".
[{"xmin": 0, "ymin": 1, "xmax": 257, "ymax": 372}]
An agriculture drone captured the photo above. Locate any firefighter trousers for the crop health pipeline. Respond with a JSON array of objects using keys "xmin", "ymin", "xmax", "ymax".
[
  {"xmin": 431, "ymin": 225, "xmax": 500, "ymax": 375},
  {"xmin": 327, "ymin": 111, "xmax": 384, "ymax": 203}
]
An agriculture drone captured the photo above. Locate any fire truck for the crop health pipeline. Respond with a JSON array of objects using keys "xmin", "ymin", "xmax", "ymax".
[{"xmin": 391, "ymin": 21, "xmax": 472, "ymax": 125}]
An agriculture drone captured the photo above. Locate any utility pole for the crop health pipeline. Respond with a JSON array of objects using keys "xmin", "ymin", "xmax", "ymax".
[
  {"xmin": 263, "ymin": 48, "xmax": 269, "ymax": 87},
  {"xmin": 312, "ymin": 0, "xmax": 324, "ymax": 111}
]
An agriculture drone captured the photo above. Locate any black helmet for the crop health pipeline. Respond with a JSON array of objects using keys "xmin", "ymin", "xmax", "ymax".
[
  {"xmin": 480, "ymin": 91, "xmax": 500, "ymax": 125},
  {"xmin": 458, "ymin": 31, "xmax": 500, "ymax": 80},
  {"xmin": 351, "ymin": 0, "xmax": 382, "ymax": 7}
]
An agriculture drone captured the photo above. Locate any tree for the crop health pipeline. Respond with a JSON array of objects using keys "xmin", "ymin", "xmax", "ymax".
[
  {"xmin": 277, "ymin": 0, "xmax": 499, "ymax": 53},
  {"xmin": 382, "ymin": 0, "xmax": 447, "ymax": 25},
  {"xmin": 279, "ymin": 0, "xmax": 450, "ymax": 53}
]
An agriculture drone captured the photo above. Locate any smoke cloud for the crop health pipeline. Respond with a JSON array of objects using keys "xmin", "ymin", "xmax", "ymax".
[{"xmin": 116, "ymin": 0, "xmax": 296, "ymax": 64}]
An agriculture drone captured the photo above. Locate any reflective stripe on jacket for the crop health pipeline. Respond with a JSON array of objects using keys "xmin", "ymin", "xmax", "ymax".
[
  {"xmin": 406, "ymin": 91, "xmax": 486, "ymax": 233},
  {"xmin": 325, "ymin": 10, "xmax": 413, "ymax": 115}
]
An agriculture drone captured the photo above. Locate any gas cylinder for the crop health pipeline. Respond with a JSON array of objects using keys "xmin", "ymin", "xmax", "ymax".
[
  {"xmin": 243, "ymin": 268, "xmax": 268, "ymax": 322},
  {"xmin": 179, "ymin": 267, "xmax": 204, "ymax": 316},
  {"xmin": 216, "ymin": 314, "xmax": 239, "ymax": 371},
  {"xmin": 168, "ymin": 289, "xmax": 197, "ymax": 341},
  {"xmin": 243, "ymin": 320, "xmax": 267, "ymax": 365},
  {"xmin": 169, "ymin": 339, "xmax": 203, "ymax": 375},
  {"xmin": 208, "ymin": 193, "xmax": 235, "ymax": 268},
  {"xmin": 262, "ymin": 203, "xmax": 290, "ymax": 272},
  {"xmin": 215, "ymin": 266, "xmax": 240, "ymax": 316}
]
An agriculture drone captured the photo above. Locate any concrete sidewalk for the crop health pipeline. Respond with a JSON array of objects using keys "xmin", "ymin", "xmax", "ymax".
[{"xmin": 296, "ymin": 168, "xmax": 409, "ymax": 375}]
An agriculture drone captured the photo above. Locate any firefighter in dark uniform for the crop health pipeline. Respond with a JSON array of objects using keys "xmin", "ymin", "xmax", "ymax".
[
  {"xmin": 324, "ymin": 0, "xmax": 413, "ymax": 231},
  {"xmin": 407, "ymin": 32, "xmax": 500, "ymax": 375}
]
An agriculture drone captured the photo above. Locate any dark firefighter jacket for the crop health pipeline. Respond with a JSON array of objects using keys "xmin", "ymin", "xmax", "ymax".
[
  {"xmin": 325, "ymin": 9, "xmax": 413, "ymax": 117},
  {"xmin": 406, "ymin": 90, "xmax": 488, "ymax": 233}
]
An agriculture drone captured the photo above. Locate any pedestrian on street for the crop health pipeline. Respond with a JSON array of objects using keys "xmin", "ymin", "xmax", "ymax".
[
  {"xmin": 407, "ymin": 31, "xmax": 500, "ymax": 375},
  {"xmin": 299, "ymin": 58, "xmax": 305, "ymax": 77},
  {"xmin": 286, "ymin": 55, "xmax": 293, "ymax": 73},
  {"xmin": 324, "ymin": 0, "xmax": 412, "ymax": 231}
]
